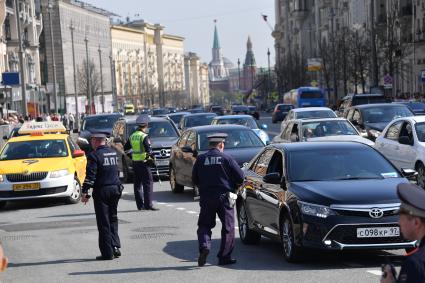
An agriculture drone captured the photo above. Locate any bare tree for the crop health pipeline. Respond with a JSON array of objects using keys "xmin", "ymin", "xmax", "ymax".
[
  {"xmin": 319, "ymin": 38, "xmax": 333, "ymax": 102},
  {"xmin": 77, "ymin": 59, "xmax": 101, "ymax": 100}
]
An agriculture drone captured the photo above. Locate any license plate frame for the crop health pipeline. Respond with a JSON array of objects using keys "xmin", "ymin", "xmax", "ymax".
[
  {"xmin": 13, "ymin": 183, "xmax": 41, "ymax": 191},
  {"xmin": 155, "ymin": 159, "xmax": 169, "ymax": 167},
  {"xmin": 356, "ymin": 227, "xmax": 400, "ymax": 238}
]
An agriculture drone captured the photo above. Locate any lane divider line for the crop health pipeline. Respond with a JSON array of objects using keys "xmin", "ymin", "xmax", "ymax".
[
  {"xmin": 367, "ymin": 270, "xmax": 382, "ymax": 276},
  {"xmin": 176, "ymin": 207, "xmax": 186, "ymax": 211},
  {"xmin": 186, "ymin": 211, "xmax": 197, "ymax": 214}
]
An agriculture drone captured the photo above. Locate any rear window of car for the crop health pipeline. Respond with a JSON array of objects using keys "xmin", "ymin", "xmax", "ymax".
[
  {"xmin": 352, "ymin": 96, "xmax": 387, "ymax": 106},
  {"xmin": 296, "ymin": 110, "xmax": 336, "ymax": 119},
  {"xmin": 277, "ymin": 105, "xmax": 293, "ymax": 111},
  {"xmin": 198, "ymin": 129, "xmax": 263, "ymax": 151}
]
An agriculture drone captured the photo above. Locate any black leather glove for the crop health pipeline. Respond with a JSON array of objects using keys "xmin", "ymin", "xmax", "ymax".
[
  {"xmin": 82, "ymin": 184, "xmax": 91, "ymax": 194},
  {"xmin": 146, "ymin": 158, "xmax": 155, "ymax": 167}
]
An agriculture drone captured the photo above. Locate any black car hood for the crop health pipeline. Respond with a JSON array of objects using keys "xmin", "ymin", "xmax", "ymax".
[
  {"xmin": 150, "ymin": 137, "xmax": 179, "ymax": 148},
  {"xmin": 364, "ymin": 122, "xmax": 388, "ymax": 131},
  {"xmin": 223, "ymin": 147, "xmax": 263, "ymax": 167},
  {"xmin": 290, "ymin": 178, "xmax": 407, "ymax": 206},
  {"xmin": 80, "ymin": 128, "xmax": 112, "ymax": 139}
]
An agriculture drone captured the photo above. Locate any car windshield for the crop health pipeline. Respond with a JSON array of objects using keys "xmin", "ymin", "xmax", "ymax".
[
  {"xmin": 296, "ymin": 110, "xmax": 336, "ymax": 119},
  {"xmin": 362, "ymin": 106, "xmax": 413, "ymax": 123},
  {"xmin": 0, "ymin": 139, "xmax": 68, "ymax": 160},
  {"xmin": 302, "ymin": 120, "xmax": 358, "ymax": 138},
  {"xmin": 128, "ymin": 121, "xmax": 179, "ymax": 138},
  {"xmin": 185, "ymin": 115, "xmax": 216, "ymax": 128},
  {"xmin": 289, "ymin": 147, "xmax": 399, "ymax": 181},
  {"xmin": 198, "ymin": 129, "xmax": 263, "ymax": 151},
  {"xmin": 415, "ymin": 122, "xmax": 425, "ymax": 142},
  {"xmin": 352, "ymin": 96, "xmax": 387, "ymax": 105},
  {"xmin": 214, "ymin": 118, "xmax": 258, "ymax": 129},
  {"xmin": 153, "ymin": 109, "xmax": 169, "ymax": 115},
  {"xmin": 300, "ymin": 91, "xmax": 322, "ymax": 99},
  {"xmin": 82, "ymin": 116, "xmax": 119, "ymax": 131},
  {"xmin": 278, "ymin": 105, "xmax": 293, "ymax": 111}
]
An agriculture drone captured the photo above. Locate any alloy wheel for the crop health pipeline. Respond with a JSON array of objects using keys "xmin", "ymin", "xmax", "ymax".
[
  {"xmin": 417, "ymin": 164, "xmax": 425, "ymax": 188},
  {"xmin": 238, "ymin": 204, "xmax": 248, "ymax": 240},
  {"xmin": 281, "ymin": 218, "xmax": 293, "ymax": 258},
  {"xmin": 70, "ymin": 178, "xmax": 81, "ymax": 200}
]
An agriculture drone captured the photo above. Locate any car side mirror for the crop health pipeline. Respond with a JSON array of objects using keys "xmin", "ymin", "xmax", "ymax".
[
  {"xmin": 73, "ymin": 129, "xmax": 79, "ymax": 134},
  {"xmin": 182, "ymin": 145, "xmax": 193, "ymax": 153},
  {"xmin": 401, "ymin": 168, "xmax": 418, "ymax": 181},
  {"xmin": 263, "ymin": 172, "xmax": 281, "ymax": 184},
  {"xmin": 399, "ymin": 136, "xmax": 413, "ymax": 146},
  {"xmin": 351, "ymin": 120, "xmax": 359, "ymax": 126},
  {"xmin": 2, "ymin": 135, "xmax": 7, "ymax": 140},
  {"xmin": 72, "ymin": 149, "xmax": 85, "ymax": 158}
]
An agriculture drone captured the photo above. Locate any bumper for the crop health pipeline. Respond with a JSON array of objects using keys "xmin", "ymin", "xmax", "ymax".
[
  {"xmin": 129, "ymin": 159, "xmax": 170, "ymax": 177},
  {"xmin": 0, "ymin": 174, "xmax": 74, "ymax": 201},
  {"xmin": 301, "ymin": 214, "xmax": 416, "ymax": 250}
]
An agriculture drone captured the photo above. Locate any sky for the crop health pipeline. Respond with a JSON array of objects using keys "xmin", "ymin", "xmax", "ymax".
[{"xmin": 83, "ymin": 0, "xmax": 276, "ymax": 68}]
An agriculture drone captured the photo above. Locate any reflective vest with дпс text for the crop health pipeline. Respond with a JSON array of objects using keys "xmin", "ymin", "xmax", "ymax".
[{"xmin": 130, "ymin": 131, "xmax": 148, "ymax": 161}]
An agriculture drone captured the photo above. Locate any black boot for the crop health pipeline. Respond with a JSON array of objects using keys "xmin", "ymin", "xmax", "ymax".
[
  {"xmin": 198, "ymin": 249, "xmax": 209, "ymax": 267},
  {"xmin": 113, "ymin": 247, "xmax": 121, "ymax": 258}
]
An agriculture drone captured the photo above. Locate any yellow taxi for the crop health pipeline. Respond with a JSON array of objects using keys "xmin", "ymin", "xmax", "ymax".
[{"xmin": 0, "ymin": 121, "xmax": 87, "ymax": 209}]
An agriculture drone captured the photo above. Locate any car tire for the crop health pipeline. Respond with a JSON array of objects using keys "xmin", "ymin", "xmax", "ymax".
[
  {"xmin": 66, "ymin": 177, "xmax": 82, "ymax": 204},
  {"xmin": 280, "ymin": 214, "xmax": 303, "ymax": 262},
  {"xmin": 237, "ymin": 201, "xmax": 261, "ymax": 245},
  {"xmin": 170, "ymin": 166, "xmax": 184, "ymax": 193},
  {"xmin": 416, "ymin": 162, "xmax": 425, "ymax": 189},
  {"xmin": 123, "ymin": 159, "xmax": 133, "ymax": 183},
  {"xmin": 0, "ymin": 201, "xmax": 7, "ymax": 210}
]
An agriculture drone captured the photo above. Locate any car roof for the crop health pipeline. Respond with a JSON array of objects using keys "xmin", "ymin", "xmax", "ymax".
[
  {"xmin": 183, "ymin": 113, "xmax": 217, "ymax": 118},
  {"xmin": 8, "ymin": 134, "xmax": 69, "ymax": 142},
  {"xmin": 213, "ymin": 115, "xmax": 253, "ymax": 119},
  {"xmin": 293, "ymin": 117, "xmax": 348, "ymax": 123},
  {"xmin": 186, "ymin": 124, "xmax": 253, "ymax": 133},
  {"xmin": 291, "ymin": 107, "xmax": 333, "ymax": 112},
  {"xmin": 352, "ymin": 103, "xmax": 405, "ymax": 109},
  {"xmin": 391, "ymin": 116, "xmax": 425, "ymax": 123},
  {"xmin": 269, "ymin": 141, "xmax": 370, "ymax": 152},
  {"xmin": 83, "ymin": 113, "xmax": 121, "ymax": 119}
]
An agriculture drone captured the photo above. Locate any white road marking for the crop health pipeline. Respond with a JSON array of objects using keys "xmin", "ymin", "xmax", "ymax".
[
  {"xmin": 176, "ymin": 207, "xmax": 186, "ymax": 211},
  {"xmin": 186, "ymin": 211, "xmax": 197, "ymax": 214},
  {"xmin": 122, "ymin": 192, "xmax": 130, "ymax": 195},
  {"xmin": 367, "ymin": 270, "xmax": 382, "ymax": 276},
  {"xmin": 156, "ymin": 202, "xmax": 166, "ymax": 205},
  {"xmin": 166, "ymin": 204, "xmax": 174, "ymax": 207}
]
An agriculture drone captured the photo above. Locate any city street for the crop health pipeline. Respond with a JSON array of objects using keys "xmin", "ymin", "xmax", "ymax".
[{"xmin": 0, "ymin": 174, "xmax": 405, "ymax": 283}]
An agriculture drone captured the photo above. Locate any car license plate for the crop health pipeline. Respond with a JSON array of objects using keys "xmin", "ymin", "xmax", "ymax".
[
  {"xmin": 356, "ymin": 227, "xmax": 399, "ymax": 238},
  {"xmin": 13, "ymin": 183, "xmax": 41, "ymax": 191},
  {"xmin": 155, "ymin": 159, "xmax": 169, "ymax": 166}
]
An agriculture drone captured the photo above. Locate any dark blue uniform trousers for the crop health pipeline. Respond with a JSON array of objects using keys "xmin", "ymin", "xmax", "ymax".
[
  {"xmin": 93, "ymin": 185, "xmax": 121, "ymax": 258},
  {"xmin": 197, "ymin": 194, "xmax": 235, "ymax": 260},
  {"xmin": 133, "ymin": 161, "xmax": 153, "ymax": 209}
]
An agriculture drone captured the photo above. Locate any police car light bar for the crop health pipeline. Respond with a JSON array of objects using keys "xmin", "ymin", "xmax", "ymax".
[{"xmin": 18, "ymin": 121, "xmax": 67, "ymax": 135}]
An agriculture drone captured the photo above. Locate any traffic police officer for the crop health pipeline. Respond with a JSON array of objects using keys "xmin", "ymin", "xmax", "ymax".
[
  {"xmin": 82, "ymin": 133, "xmax": 123, "ymax": 260},
  {"xmin": 192, "ymin": 133, "xmax": 244, "ymax": 267},
  {"xmin": 124, "ymin": 114, "xmax": 159, "ymax": 211},
  {"xmin": 381, "ymin": 183, "xmax": 425, "ymax": 283}
]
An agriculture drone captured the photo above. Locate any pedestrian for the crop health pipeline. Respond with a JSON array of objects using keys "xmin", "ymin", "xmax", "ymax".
[
  {"xmin": 381, "ymin": 183, "xmax": 425, "ymax": 283},
  {"xmin": 0, "ymin": 242, "xmax": 7, "ymax": 273},
  {"xmin": 68, "ymin": 113, "xmax": 75, "ymax": 131},
  {"xmin": 81, "ymin": 133, "xmax": 123, "ymax": 260},
  {"xmin": 192, "ymin": 133, "xmax": 244, "ymax": 267},
  {"xmin": 124, "ymin": 114, "xmax": 159, "ymax": 211}
]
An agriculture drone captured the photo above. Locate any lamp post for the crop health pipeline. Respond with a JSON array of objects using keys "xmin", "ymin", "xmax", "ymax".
[
  {"xmin": 109, "ymin": 54, "xmax": 117, "ymax": 112},
  {"xmin": 267, "ymin": 48, "xmax": 271, "ymax": 105},
  {"xmin": 47, "ymin": 0, "xmax": 58, "ymax": 114},
  {"xmin": 84, "ymin": 37, "xmax": 92, "ymax": 114},
  {"xmin": 70, "ymin": 21, "xmax": 79, "ymax": 128},
  {"xmin": 14, "ymin": 0, "xmax": 27, "ymax": 115},
  {"xmin": 98, "ymin": 45, "xmax": 105, "ymax": 113},
  {"xmin": 370, "ymin": 0, "xmax": 379, "ymax": 89},
  {"xmin": 237, "ymin": 58, "xmax": 241, "ymax": 90}
]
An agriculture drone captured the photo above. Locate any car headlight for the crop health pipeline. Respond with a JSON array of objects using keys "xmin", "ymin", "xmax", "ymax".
[
  {"xmin": 0, "ymin": 175, "xmax": 3, "ymax": 182},
  {"xmin": 299, "ymin": 201, "xmax": 335, "ymax": 218},
  {"xmin": 50, "ymin": 169, "xmax": 69, "ymax": 178},
  {"xmin": 367, "ymin": 129, "xmax": 381, "ymax": 138}
]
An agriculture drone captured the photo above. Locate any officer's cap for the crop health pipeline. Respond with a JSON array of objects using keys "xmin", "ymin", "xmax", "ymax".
[
  {"xmin": 397, "ymin": 183, "xmax": 425, "ymax": 218},
  {"xmin": 136, "ymin": 114, "xmax": 150, "ymax": 125},
  {"xmin": 90, "ymin": 133, "xmax": 107, "ymax": 139},
  {"xmin": 207, "ymin": 133, "xmax": 228, "ymax": 143}
]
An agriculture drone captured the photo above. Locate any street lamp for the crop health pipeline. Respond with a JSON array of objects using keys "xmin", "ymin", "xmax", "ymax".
[
  {"xmin": 267, "ymin": 48, "xmax": 271, "ymax": 105},
  {"xmin": 70, "ymin": 21, "xmax": 79, "ymax": 128},
  {"xmin": 98, "ymin": 44, "xmax": 105, "ymax": 113},
  {"xmin": 84, "ymin": 36, "xmax": 92, "ymax": 114},
  {"xmin": 237, "ymin": 58, "xmax": 241, "ymax": 90},
  {"xmin": 47, "ymin": 0, "xmax": 58, "ymax": 114},
  {"xmin": 14, "ymin": 0, "xmax": 27, "ymax": 115}
]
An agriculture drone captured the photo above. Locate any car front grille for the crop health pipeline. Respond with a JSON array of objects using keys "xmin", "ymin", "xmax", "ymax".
[
  {"xmin": 324, "ymin": 223, "xmax": 406, "ymax": 245},
  {"xmin": 6, "ymin": 172, "xmax": 48, "ymax": 183},
  {"xmin": 152, "ymin": 148, "xmax": 171, "ymax": 159}
]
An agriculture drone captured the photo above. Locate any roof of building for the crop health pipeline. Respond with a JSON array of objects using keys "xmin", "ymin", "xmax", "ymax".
[
  {"xmin": 67, "ymin": 0, "xmax": 118, "ymax": 17},
  {"xmin": 213, "ymin": 24, "xmax": 220, "ymax": 49}
]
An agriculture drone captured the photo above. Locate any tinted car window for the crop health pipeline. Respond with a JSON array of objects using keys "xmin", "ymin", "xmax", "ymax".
[
  {"xmin": 252, "ymin": 149, "xmax": 274, "ymax": 177},
  {"xmin": 301, "ymin": 120, "xmax": 358, "ymax": 138},
  {"xmin": 289, "ymin": 147, "xmax": 399, "ymax": 181},
  {"xmin": 214, "ymin": 118, "xmax": 257, "ymax": 129},
  {"xmin": 385, "ymin": 121, "xmax": 403, "ymax": 140},
  {"xmin": 415, "ymin": 122, "xmax": 425, "ymax": 142},
  {"xmin": 168, "ymin": 114, "xmax": 185, "ymax": 124},
  {"xmin": 1, "ymin": 140, "xmax": 68, "ymax": 160},
  {"xmin": 352, "ymin": 96, "xmax": 387, "ymax": 106},
  {"xmin": 278, "ymin": 105, "xmax": 293, "ymax": 111},
  {"xmin": 296, "ymin": 110, "xmax": 336, "ymax": 119},
  {"xmin": 82, "ymin": 116, "xmax": 120, "ymax": 131},
  {"xmin": 362, "ymin": 106, "xmax": 413, "ymax": 123},
  {"xmin": 185, "ymin": 115, "xmax": 216, "ymax": 128},
  {"xmin": 127, "ymin": 121, "xmax": 178, "ymax": 138},
  {"xmin": 177, "ymin": 131, "xmax": 190, "ymax": 147},
  {"xmin": 198, "ymin": 129, "xmax": 263, "ymax": 151}
]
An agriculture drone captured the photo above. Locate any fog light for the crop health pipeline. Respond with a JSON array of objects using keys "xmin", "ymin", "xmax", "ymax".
[{"xmin": 324, "ymin": 240, "xmax": 332, "ymax": 246}]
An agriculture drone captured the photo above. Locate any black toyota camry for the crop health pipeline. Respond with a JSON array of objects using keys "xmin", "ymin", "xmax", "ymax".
[{"xmin": 237, "ymin": 142, "xmax": 417, "ymax": 262}]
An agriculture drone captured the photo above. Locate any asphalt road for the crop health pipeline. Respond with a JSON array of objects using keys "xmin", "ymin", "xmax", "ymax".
[
  {"xmin": 0, "ymin": 179, "xmax": 405, "ymax": 283},
  {"xmin": 0, "ymin": 113, "xmax": 406, "ymax": 282}
]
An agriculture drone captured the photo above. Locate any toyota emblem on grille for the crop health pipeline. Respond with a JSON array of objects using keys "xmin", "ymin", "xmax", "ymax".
[
  {"xmin": 369, "ymin": 208, "xmax": 384, "ymax": 218},
  {"xmin": 160, "ymin": 149, "xmax": 167, "ymax": 157}
]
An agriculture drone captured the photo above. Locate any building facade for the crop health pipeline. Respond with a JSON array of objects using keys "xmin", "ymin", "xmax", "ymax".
[
  {"xmin": 40, "ymin": 0, "xmax": 114, "ymax": 115},
  {"xmin": 111, "ymin": 20, "xmax": 185, "ymax": 109},
  {"xmin": 184, "ymin": 52, "xmax": 210, "ymax": 106}
]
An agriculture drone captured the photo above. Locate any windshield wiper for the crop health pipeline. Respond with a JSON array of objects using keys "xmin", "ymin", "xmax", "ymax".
[{"xmin": 333, "ymin": 176, "xmax": 383, "ymax": 180}]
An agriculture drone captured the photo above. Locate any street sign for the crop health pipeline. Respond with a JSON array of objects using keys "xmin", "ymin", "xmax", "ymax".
[
  {"xmin": 2, "ymin": 72, "xmax": 20, "ymax": 85},
  {"xmin": 421, "ymin": 70, "xmax": 425, "ymax": 83},
  {"xmin": 383, "ymin": 74, "xmax": 393, "ymax": 89}
]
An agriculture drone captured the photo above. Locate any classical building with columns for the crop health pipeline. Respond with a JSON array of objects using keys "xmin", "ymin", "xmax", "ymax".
[
  {"xmin": 111, "ymin": 20, "xmax": 186, "ymax": 109},
  {"xmin": 184, "ymin": 52, "xmax": 209, "ymax": 106}
]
